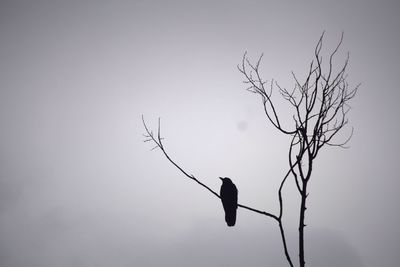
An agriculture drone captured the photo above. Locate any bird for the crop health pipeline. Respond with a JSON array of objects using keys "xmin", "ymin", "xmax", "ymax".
[{"xmin": 219, "ymin": 177, "xmax": 238, "ymax": 227}]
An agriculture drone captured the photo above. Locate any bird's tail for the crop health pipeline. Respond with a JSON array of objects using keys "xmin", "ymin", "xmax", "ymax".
[{"xmin": 225, "ymin": 208, "xmax": 237, "ymax": 227}]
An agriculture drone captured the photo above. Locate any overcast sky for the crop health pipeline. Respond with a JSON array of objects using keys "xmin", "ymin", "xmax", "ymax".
[{"xmin": 1, "ymin": 0, "xmax": 399, "ymax": 266}]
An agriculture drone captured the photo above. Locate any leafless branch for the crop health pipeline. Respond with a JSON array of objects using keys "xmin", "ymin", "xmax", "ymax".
[
  {"xmin": 142, "ymin": 114, "xmax": 300, "ymax": 267},
  {"xmin": 142, "ymin": 115, "xmax": 280, "ymax": 221}
]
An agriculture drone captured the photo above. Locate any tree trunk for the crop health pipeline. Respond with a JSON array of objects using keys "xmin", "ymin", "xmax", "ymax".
[{"xmin": 299, "ymin": 182, "xmax": 308, "ymax": 267}]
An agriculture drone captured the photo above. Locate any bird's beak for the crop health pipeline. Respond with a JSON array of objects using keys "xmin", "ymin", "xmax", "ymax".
[{"xmin": 219, "ymin": 177, "xmax": 223, "ymax": 181}]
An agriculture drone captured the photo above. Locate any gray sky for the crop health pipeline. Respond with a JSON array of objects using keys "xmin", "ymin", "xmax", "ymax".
[{"xmin": 0, "ymin": 0, "xmax": 399, "ymax": 266}]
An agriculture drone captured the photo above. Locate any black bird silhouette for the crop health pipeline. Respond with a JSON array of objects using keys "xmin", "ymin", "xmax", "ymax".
[{"xmin": 219, "ymin": 177, "xmax": 238, "ymax": 227}]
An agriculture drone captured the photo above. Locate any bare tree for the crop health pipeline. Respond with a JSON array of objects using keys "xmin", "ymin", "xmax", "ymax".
[{"xmin": 143, "ymin": 32, "xmax": 359, "ymax": 267}]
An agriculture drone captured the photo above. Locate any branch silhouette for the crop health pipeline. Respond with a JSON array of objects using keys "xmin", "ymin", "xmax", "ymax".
[
  {"xmin": 142, "ymin": 115, "xmax": 298, "ymax": 266},
  {"xmin": 142, "ymin": 115, "xmax": 285, "ymax": 220}
]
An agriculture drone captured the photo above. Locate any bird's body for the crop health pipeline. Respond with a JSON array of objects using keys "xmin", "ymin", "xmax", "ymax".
[{"xmin": 219, "ymin": 177, "xmax": 238, "ymax": 227}]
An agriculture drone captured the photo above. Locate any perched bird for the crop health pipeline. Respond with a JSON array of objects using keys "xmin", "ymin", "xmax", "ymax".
[{"xmin": 219, "ymin": 177, "xmax": 238, "ymax": 227}]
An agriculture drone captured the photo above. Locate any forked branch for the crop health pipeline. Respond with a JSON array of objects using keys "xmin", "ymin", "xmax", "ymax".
[
  {"xmin": 142, "ymin": 115, "xmax": 283, "ymax": 220},
  {"xmin": 142, "ymin": 115, "xmax": 297, "ymax": 267}
]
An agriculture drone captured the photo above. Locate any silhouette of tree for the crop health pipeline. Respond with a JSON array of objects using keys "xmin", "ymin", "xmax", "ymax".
[{"xmin": 143, "ymin": 32, "xmax": 359, "ymax": 267}]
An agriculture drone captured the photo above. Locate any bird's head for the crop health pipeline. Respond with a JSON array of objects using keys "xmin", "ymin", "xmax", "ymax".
[{"xmin": 219, "ymin": 177, "xmax": 233, "ymax": 183}]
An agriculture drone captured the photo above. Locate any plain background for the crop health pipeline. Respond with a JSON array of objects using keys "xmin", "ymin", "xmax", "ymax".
[{"xmin": 0, "ymin": 0, "xmax": 399, "ymax": 266}]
